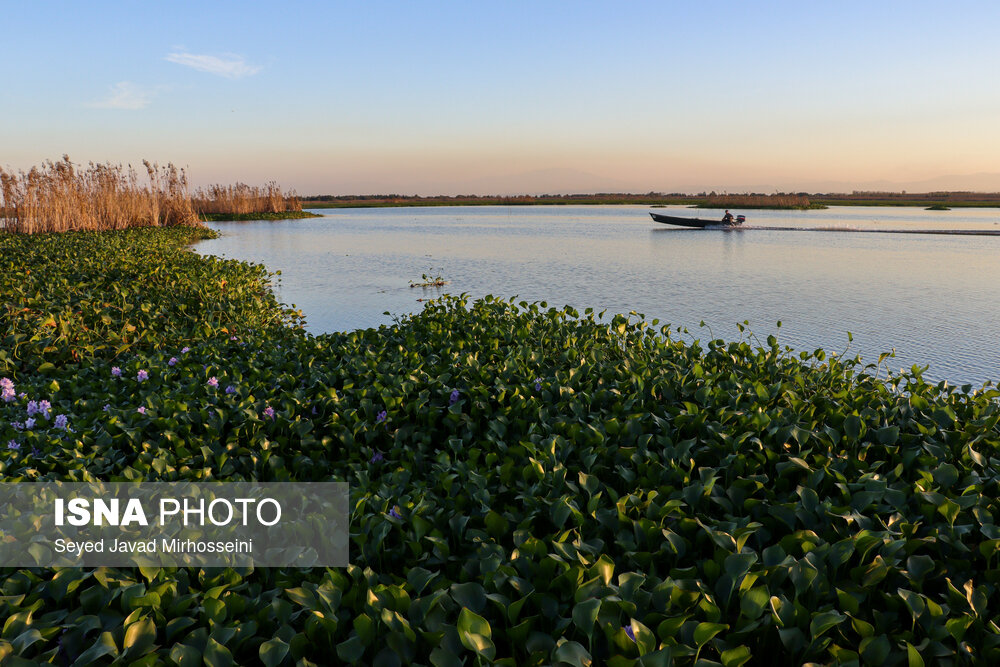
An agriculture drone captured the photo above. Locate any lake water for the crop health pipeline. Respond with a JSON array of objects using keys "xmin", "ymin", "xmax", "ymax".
[{"xmin": 196, "ymin": 205, "xmax": 1000, "ymax": 387}]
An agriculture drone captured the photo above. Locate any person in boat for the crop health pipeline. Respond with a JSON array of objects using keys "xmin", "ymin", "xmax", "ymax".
[{"xmin": 722, "ymin": 210, "xmax": 735, "ymax": 224}]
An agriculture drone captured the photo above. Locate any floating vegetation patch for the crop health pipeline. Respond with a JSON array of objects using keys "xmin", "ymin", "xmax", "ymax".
[
  {"xmin": 2, "ymin": 229, "xmax": 1000, "ymax": 664},
  {"xmin": 409, "ymin": 271, "xmax": 448, "ymax": 288}
]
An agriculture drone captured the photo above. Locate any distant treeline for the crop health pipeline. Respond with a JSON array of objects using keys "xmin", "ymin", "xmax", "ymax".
[
  {"xmin": 813, "ymin": 191, "xmax": 1000, "ymax": 207},
  {"xmin": 303, "ymin": 191, "xmax": 1000, "ymax": 209},
  {"xmin": 301, "ymin": 193, "xmax": 685, "ymax": 207}
]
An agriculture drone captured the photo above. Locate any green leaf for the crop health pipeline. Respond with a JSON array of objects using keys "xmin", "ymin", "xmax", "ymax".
[
  {"xmin": 630, "ymin": 619, "xmax": 656, "ymax": 656},
  {"xmin": 906, "ymin": 642, "xmax": 925, "ymax": 667},
  {"xmin": 844, "ymin": 415, "xmax": 863, "ymax": 440},
  {"xmin": 552, "ymin": 640, "xmax": 592, "ymax": 666},
  {"xmin": 693, "ymin": 622, "xmax": 728, "ymax": 646},
  {"xmin": 10, "ymin": 629, "xmax": 42, "ymax": 655},
  {"xmin": 450, "ymin": 582, "xmax": 487, "ymax": 613},
  {"xmin": 572, "ymin": 599, "xmax": 602, "ymax": 635},
  {"xmin": 932, "ymin": 463, "xmax": 960, "ymax": 488},
  {"xmin": 937, "ymin": 499, "xmax": 961, "ymax": 525},
  {"xmin": 457, "ymin": 607, "xmax": 495, "ymax": 660},
  {"xmin": 336, "ymin": 636, "xmax": 366, "ymax": 663},
  {"xmin": 72, "ymin": 632, "xmax": 119, "ymax": 667},
  {"xmin": 259, "ymin": 638, "xmax": 290, "ymax": 667},
  {"xmin": 898, "ymin": 589, "xmax": 926, "ymax": 621},
  {"xmin": 946, "ymin": 616, "xmax": 974, "ymax": 642},
  {"xmin": 169, "ymin": 644, "xmax": 203, "ymax": 666},
  {"xmin": 740, "ymin": 587, "xmax": 770, "ymax": 620},
  {"xmin": 429, "ymin": 646, "xmax": 464, "ymax": 667},
  {"xmin": 720, "ymin": 645, "xmax": 752, "ymax": 667},
  {"xmin": 203, "ymin": 637, "xmax": 234, "ymax": 667},
  {"xmin": 876, "ymin": 425, "xmax": 899, "ymax": 444},
  {"xmin": 860, "ymin": 635, "xmax": 891, "ymax": 663},
  {"xmin": 809, "ymin": 611, "xmax": 846, "ymax": 639},
  {"xmin": 123, "ymin": 616, "xmax": 157, "ymax": 657},
  {"xmin": 724, "ymin": 553, "xmax": 757, "ymax": 581}
]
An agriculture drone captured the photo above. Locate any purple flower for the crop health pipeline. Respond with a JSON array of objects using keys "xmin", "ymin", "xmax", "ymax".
[
  {"xmin": 449, "ymin": 389, "xmax": 460, "ymax": 405},
  {"xmin": 137, "ymin": 406, "xmax": 146, "ymax": 415},
  {"xmin": 263, "ymin": 405, "xmax": 275, "ymax": 420},
  {"xmin": 375, "ymin": 410, "xmax": 388, "ymax": 424},
  {"xmin": 389, "ymin": 507, "xmax": 402, "ymax": 519},
  {"xmin": 370, "ymin": 452, "xmax": 384, "ymax": 464},
  {"xmin": 311, "ymin": 405, "xmax": 318, "ymax": 415},
  {"xmin": 168, "ymin": 357, "xmax": 178, "ymax": 366},
  {"xmin": 111, "ymin": 366, "xmax": 122, "ymax": 378},
  {"xmin": 26, "ymin": 400, "xmax": 39, "ymax": 416},
  {"xmin": 625, "ymin": 625, "xmax": 636, "ymax": 642},
  {"xmin": 207, "ymin": 377, "xmax": 219, "ymax": 388},
  {"xmin": 54, "ymin": 415, "xmax": 68, "ymax": 430},
  {"xmin": 225, "ymin": 385, "xmax": 237, "ymax": 394},
  {"xmin": 181, "ymin": 347, "xmax": 190, "ymax": 354},
  {"xmin": 31, "ymin": 447, "xmax": 41, "ymax": 457},
  {"xmin": 103, "ymin": 404, "xmax": 111, "ymax": 412},
  {"xmin": 11, "ymin": 421, "xmax": 23, "ymax": 431},
  {"xmin": 230, "ymin": 335, "xmax": 238, "ymax": 341},
  {"xmin": 0, "ymin": 378, "xmax": 12, "ymax": 391},
  {"xmin": 534, "ymin": 378, "xmax": 542, "ymax": 391},
  {"xmin": 24, "ymin": 417, "xmax": 35, "ymax": 430},
  {"xmin": 38, "ymin": 400, "xmax": 51, "ymax": 419},
  {"xmin": 1, "ymin": 378, "xmax": 14, "ymax": 403},
  {"xmin": 17, "ymin": 393, "xmax": 25, "ymax": 399},
  {"xmin": 7, "ymin": 441, "xmax": 20, "ymax": 451},
  {"xmin": 136, "ymin": 370, "xmax": 148, "ymax": 382}
]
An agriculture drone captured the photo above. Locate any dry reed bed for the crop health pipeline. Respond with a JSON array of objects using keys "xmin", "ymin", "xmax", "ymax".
[
  {"xmin": 0, "ymin": 156, "xmax": 199, "ymax": 234},
  {"xmin": 706, "ymin": 193, "xmax": 812, "ymax": 208},
  {"xmin": 1, "ymin": 157, "xmax": 303, "ymax": 233},
  {"xmin": 192, "ymin": 182, "xmax": 302, "ymax": 215}
]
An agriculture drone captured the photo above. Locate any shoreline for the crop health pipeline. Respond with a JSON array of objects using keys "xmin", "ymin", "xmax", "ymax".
[{"xmin": 199, "ymin": 210, "xmax": 323, "ymax": 222}]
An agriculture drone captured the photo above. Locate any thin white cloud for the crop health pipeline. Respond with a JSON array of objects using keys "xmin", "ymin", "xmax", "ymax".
[
  {"xmin": 87, "ymin": 82, "xmax": 156, "ymax": 110},
  {"xmin": 165, "ymin": 51, "xmax": 260, "ymax": 79}
]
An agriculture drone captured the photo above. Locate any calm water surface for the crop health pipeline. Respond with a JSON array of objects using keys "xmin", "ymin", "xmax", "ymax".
[{"xmin": 196, "ymin": 205, "xmax": 1000, "ymax": 387}]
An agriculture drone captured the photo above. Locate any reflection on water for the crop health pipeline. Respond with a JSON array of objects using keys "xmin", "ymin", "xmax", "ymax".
[{"xmin": 195, "ymin": 205, "xmax": 1000, "ymax": 387}]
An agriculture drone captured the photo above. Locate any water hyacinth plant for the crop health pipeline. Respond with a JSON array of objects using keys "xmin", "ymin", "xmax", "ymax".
[
  {"xmin": 4, "ymin": 227, "xmax": 1000, "ymax": 664},
  {"xmin": 0, "ymin": 378, "xmax": 14, "ymax": 402}
]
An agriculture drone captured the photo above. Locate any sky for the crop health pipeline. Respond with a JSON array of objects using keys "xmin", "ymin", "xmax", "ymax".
[{"xmin": 3, "ymin": 2, "xmax": 1000, "ymax": 195}]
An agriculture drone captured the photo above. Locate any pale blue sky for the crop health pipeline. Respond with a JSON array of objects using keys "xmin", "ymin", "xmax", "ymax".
[{"xmin": 3, "ymin": 2, "xmax": 999, "ymax": 194}]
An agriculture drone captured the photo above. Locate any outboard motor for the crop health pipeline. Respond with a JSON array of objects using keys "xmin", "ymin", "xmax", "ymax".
[{"xmin": 736, "ymin": 215, "xmax": 746, "ymax": 224}]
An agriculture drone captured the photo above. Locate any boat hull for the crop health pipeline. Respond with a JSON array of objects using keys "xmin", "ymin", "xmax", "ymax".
[{"xmin": 649, "ymin": 212, "xmax": 741, "ymax": 228}]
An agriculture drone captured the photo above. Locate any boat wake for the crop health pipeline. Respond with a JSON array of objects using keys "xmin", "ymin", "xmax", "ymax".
[{"xmin": 738, "ymin": 225, "xmax": 1000, "ymax": 236}]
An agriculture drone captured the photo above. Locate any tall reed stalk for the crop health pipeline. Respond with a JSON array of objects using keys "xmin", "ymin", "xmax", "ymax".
[
  {"xmin": 0, "ymin": 156, "xmax": 199, "ymax": 234},
  {"xmin": 192, "ymin": 182, "xmax": 302, "ymax": 215}
]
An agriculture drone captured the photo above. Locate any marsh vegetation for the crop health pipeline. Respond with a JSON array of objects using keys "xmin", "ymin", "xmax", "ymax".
[
  {"xmin": 4, "ymin": 228, "xmax": 1000, "ymax": 663},
  {"xmin": 192, "ymin": 182, "xmax": 304, "ymax": 219},
  {"xmin": 0, "ymin": 156, "xmax": 199, "ymax": 233},
  {"xmin": 0, "ymin": 157, "xmax": 308, "ymax": 233}
]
